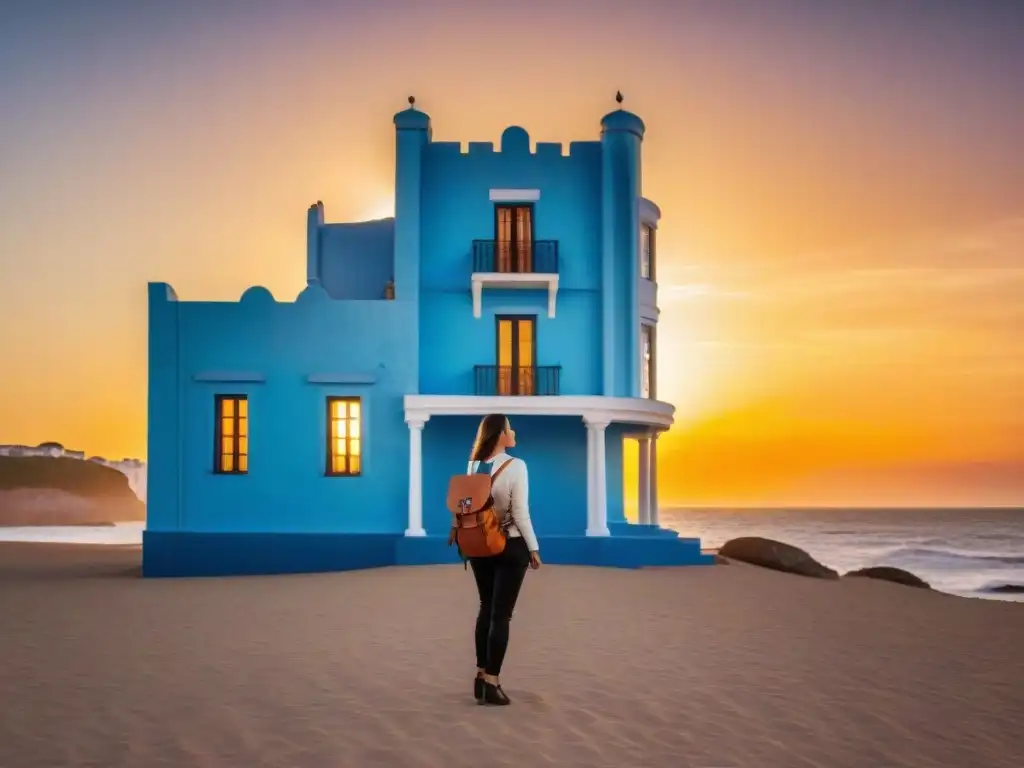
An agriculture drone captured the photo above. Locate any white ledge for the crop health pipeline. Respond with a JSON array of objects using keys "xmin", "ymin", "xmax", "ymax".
[
  {"xmin": 404, "ymin": 394, "xmax": 674, "ymax": 430},
  {"xmin": 471, "ymin": 272, "xmax": 559, "ymax": 319},
  {"xmin": 490, "ymin": 188, "xmax": 540, "ymax": 202},
  {"xmin": 640, "ymin": 197, "xmax": 661, "ymax": 225}
]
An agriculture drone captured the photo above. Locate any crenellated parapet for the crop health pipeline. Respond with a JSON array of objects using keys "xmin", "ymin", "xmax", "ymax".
[{"xmin": 425, "ymin": 126, "xmax": 601, "ymax": 163}]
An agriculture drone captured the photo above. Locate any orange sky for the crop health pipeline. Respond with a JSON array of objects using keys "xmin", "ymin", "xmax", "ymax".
[{"xmin": 0, "ymin": 1, "xmax": 1021, "ymax": 506}]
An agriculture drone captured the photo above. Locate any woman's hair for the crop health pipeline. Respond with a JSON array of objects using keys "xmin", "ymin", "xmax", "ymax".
[{"xmin": 470, "ymin": 414, "xmax": 508, "ymax": 462}]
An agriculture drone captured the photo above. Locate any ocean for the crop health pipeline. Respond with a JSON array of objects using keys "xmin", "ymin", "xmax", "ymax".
[
  {"xmin": 2, "ymin": 510, "xmax": 1022, "ymax": 602},
  {"xmin": 662, "ymin": 507, "xmax": 1024, "ymax": 602}
]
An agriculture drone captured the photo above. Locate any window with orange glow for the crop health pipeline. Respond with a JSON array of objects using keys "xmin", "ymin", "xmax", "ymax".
[
  {"xmin": 214, "ymin": 395, "xmax": 248, "ymax": 474},
  {"xmin": 496, "ymin": 315, "xmax": 536, "ymax": 395},
  {"xmin": 326, "ymin": 396, "xmax": 362, "ymax": 476}
]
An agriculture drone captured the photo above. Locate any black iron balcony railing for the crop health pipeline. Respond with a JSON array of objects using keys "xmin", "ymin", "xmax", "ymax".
[
  {"xmin": 473, "ymin": 365, "xmax": 562, "ymax": 396},
  {"xmin": 472, "ymin": 240, "xmax": 559, "ymax": 274}
]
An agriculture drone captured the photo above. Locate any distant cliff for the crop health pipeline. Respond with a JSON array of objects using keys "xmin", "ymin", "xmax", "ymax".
[
  {"xmin": 0, "ymin": 444, "xmax": 146, "ymax": 502},
  {"xmin": 0, "ymin": 456, "xmax": 146, "ymax": 526}
]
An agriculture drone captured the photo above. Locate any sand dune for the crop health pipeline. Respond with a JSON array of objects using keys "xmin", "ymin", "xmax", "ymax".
[{"xmin": 1, "ymin": 543, "xmax": 1022, "ymax": 768}]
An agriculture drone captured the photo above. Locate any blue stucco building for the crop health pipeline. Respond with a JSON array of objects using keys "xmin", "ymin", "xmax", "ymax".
[{"xmin": 143, "ymin": 97, "xmax": 713, "ymax": 577}]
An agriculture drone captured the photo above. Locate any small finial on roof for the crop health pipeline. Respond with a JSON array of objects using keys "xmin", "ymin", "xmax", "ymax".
[
  {"xmin": 615, "ymin": 90, "xmax": 624, "ymax": 105},
  {"xmin": 408, "ymin": 95, "xmax": 416, "ymax": 108}
]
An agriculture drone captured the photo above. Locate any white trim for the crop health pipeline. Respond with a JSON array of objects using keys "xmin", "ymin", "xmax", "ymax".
[
  {"xmin": 639, "ymin": 197, "xmax": 661, "ymax": 225},
  {"xmin": 471, "ymin": 272, "xmax": 559, "ymax": 319},
  {"xmin": 404, "ymin": 394, "xmax": 674, "ymax": 430},
  {"xmin": 490, "ymin": 188, "xmax": 540, "ymax": 202},
  {"xmin": 639, "ymin": 279, "xmax": 658, "ymax": 323},
  {"xmin": 637, "ymin": 197, "xmax": 661, "ymax": 395}
]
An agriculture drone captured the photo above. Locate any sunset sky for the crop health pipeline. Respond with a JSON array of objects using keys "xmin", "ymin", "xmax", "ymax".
[{"xmin": 1, "ymin": 0, "xmax": 1021, "ymax": 506}]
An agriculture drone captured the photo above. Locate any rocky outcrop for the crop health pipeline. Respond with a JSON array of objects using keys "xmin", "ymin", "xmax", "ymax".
[
  {"xmin": 718, "ymin": 537, "xmax": 839, "ymax": 579},
  {"xmin": 982, "ymin": 584, "xmax": 1024, "ymax": 594},
  {"xmin": 843, "ymin": 566, "xmax": 931, "ymax": 589},
  {"xmin": 0, "ymin": 457, "xmax": 146, "ymax": 525}
]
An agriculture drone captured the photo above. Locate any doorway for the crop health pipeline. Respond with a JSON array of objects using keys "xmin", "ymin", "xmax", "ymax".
[
  {"xmin": 496, "ymin": 315, "xmax": 536, "ymax": 395},
  {"xmin": 494, "ymin": 204, "xmax": 534, "ymax": 273}
]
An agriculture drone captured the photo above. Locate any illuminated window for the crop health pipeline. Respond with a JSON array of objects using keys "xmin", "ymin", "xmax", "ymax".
[
  {"xmin": 326, "ymin": 396, "xmax": 362, "ymax": 476},
  {"xmin": 496, "ymin": 315, "xmax": 536, "ymax": 395},
  {"xmin": 641, "ymin": 224, "xmax": 655, "ymax": 280},
  {"xmin": 214, "ymin": 395, "xmax": 248, "ymax": 474},
  {"xmin": 641, "ymin": 325, "xmax": 655, "ymax": 399}
]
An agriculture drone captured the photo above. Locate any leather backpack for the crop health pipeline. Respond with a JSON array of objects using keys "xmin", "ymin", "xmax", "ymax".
[{"xmin": 446, "ymin": 459, "xmax": 515, "ymax": 563}]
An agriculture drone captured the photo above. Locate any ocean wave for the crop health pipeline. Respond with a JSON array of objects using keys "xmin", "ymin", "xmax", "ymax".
[{"xmin": 880, "ymin": 545, "xmax": 1024, "ymax": 568}]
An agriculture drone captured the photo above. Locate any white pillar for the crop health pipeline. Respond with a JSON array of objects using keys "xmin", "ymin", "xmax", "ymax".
[
  {"xmin": 649, "ymin": 431, "xmax": 660, "ymax": 527},
  {"xmin": 585, "ymin": 421, "xmax": 595, "ymax": 534},
  {"xmin": 405, "ymin": 416, "xmax": 427, "ymax": 537},
  {"xmin": 638, "ymin": 435, "xmax": 651, "ymax": 525},
  {"xmin": 585, "ymin": 417, "xmax": 610, "ymax": 536}
]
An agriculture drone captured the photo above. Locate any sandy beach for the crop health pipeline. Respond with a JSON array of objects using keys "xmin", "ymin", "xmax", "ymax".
[{"xmin": 1, "ymin": 544, "xmax": 1022, "ymax": 768}]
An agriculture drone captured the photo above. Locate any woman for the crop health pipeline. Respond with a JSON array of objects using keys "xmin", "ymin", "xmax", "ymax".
[{"xmin": 467, "ymin": 414, "xmax": 541, "ymax": 706}]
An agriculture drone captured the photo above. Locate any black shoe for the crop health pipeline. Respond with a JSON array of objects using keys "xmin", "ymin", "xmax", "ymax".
[
  {"xmin": 482, "ymin": 682, "xmax": 511, "ymax": 706},
  {"xmin": 474, "ymin": 676, "xmax": 484, "ymax": 702}
]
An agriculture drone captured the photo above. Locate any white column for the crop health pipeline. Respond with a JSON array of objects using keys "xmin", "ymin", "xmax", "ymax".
[
  {"xmin": 637, "ymin": 435, "xmax": 651, "ymax": 525},
  {"xmin": 585, "ymin": 417, "xmax": 610, "ymax": 536},
  {"xmin": 405, "ymin": 416, "xmax": 427, "ymax": 537},
  {"xmin": 649, "ymin": 431, "xmax": 660, "ymax": 527},
  {"xmin": 585, "ymin": 420, "xmax": 595, "ymax": 534}
]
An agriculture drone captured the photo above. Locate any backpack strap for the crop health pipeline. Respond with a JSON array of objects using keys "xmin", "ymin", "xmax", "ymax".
[
  {"xmin": 490, "ymin": 458, "xmax": 515, "ymax": 485},
  {"xmin": 491, "ymin": 459, "xmax": 517, "ymax": 531}
]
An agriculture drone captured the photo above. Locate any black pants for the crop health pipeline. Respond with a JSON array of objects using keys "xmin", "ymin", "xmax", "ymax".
[{"xmin": 469, "ymin": 536, "xmax": 530, "ymax": 676}]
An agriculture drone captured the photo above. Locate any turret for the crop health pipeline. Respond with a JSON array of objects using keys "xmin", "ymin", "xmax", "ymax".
[
  {"xmin": 392, "ymin": 97, "xmax": 431, "ymax": 302},
  {"xmin": 306, "ymin": 200, "xmax": 324, "ymax": 286},
  {"xmin": 599, "ymin": 93, "xmax": 645, "ymax": 397}
]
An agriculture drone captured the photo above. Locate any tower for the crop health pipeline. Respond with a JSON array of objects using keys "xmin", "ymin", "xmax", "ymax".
[
  {"xmin": 392, "ymin": 97, "xmax": 431, "ymax": 303},
  {"xmin": 600, "ymin": 94, "xmax": 645, "ymax": 397}
]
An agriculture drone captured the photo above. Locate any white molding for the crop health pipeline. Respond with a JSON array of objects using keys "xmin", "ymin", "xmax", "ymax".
[
  {"xmin": 639, "ymin": 278, "xmax": 658, "ymax": 324},
  {"xmin": 637, "ymin": 197, "xmax": 662, "ymax": 397},
  {"xmin": 639, "ymin": 197, "xmax": 661, "ymax": 226},
  {"xmin": 471, "ymin": 272, "xmax": 558, "ymax": 319},
  {"xmin": 404, "ymin": 394, "xmax": 674, "ymax": 430},
  {"xmin": 490, "ymin": 188, "xmax": 540, "ymax": 202}
]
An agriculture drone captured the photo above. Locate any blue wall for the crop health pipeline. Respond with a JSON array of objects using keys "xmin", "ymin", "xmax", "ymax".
[
  {"xmin": 417, "ymin": 127, "xmax": 607, "ymax": 396},
  {"xmin": 419, "ymin": 416, "xmax": 630, "ymax": 537},
  {"xmin": 145, "ymin": 106, "xmax": 656, "ymax": 562},
  {"xmin": 317, "ymin": 218, "xmax": 394, "ymax": 300},
  {"xmin": 410, "ymin": 118, "xmax": 645, "ymax": 399},
  {"xmin": 420, "ymin": 415, "xmax": 591, "ymax": 537},
  {"xmin": 147, "ymin": 282, "xmax": 417, "ymax": 535}
]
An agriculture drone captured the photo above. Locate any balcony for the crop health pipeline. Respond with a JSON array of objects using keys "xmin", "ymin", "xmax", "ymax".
[
  {"xmin": 470, "ymin": 240, "xmax": 560, "ymax": 320},
  {"xmin": 473, "ymin": 365, "xmax": 562, "ymax": 396}
]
